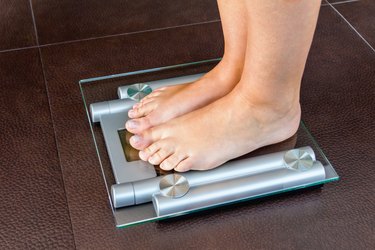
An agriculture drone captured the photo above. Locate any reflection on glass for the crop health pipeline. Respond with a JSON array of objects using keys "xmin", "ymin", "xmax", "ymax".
[{"xmin": 118, "ymin": 129, "xmax": 139, "ymax": 162}]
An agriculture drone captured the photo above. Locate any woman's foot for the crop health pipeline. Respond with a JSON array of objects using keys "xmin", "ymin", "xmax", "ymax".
[
  {"xmin": 126, "ymin": 60, "xmax": 242, "ymax": 134},
  {"xmin": 125, "ymin": 0, "xmax": 249, "ymax": 134},
  {"xmin": 128, "ymin": 83, "xmax": 301, "ymax": 172}
]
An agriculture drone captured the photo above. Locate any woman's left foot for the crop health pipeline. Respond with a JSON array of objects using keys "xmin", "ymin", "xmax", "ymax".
[
  {"xmin": 129, "ymin": 84, "xmax": 301, "ymax": 172},
  {"xmin": 125, "ymin": 59, "xmax": 242, "ymax": 134}
]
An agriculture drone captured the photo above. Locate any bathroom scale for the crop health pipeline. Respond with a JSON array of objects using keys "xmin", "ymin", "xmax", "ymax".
[{"xmin": 79, "ymin": 58, "xmax": 339, "ymax": 228}]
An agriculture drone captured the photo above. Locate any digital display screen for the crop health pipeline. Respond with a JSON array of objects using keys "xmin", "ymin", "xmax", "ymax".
[{"xmin": 118, "ymin": 129, "xmax": 140, "ymax": 162}]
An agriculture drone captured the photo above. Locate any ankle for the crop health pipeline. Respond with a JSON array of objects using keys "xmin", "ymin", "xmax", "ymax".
[
  {"xmin": 196, "ymin": 58, "xmax": 242, "ymax": 98},
  {"xmin": 238, "ymin": 76, "xmax": 300, "ymax": 109},
  {"xmin": 232, "ymin": 83, "xmax": 301, "ymax": 122},
  {"xmin": 221, "ymin": 55, "xmax": 244, "ymax": 78},
  {"xmin": 209, "ymin": 57, "xmax": 243, "ymax": 83}
]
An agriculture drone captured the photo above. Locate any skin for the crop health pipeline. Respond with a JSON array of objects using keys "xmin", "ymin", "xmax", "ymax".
[
  {"xmin": 127, "ymin": 0, "xmax": 321, "ymax": 172},
  {"xmin": 126, "ymin": 0, "xmax": 248, "ymax": 134}
]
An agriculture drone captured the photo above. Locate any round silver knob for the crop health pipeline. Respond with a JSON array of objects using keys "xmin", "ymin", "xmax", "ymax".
[
  {"xmin": 127, "ymin": 83, "xmax": 152, "ymax": 101},
  {"xmin": 159, "ymin": 174, "xmax": 190, "ymax": 198},
  {"xmin": 284, "ymin": 149, "xmax": 314, "ymax": 171}
]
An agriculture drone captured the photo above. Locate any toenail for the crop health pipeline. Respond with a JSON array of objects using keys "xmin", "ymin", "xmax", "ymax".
[
  {"xmin": 128, "ymin": 109, "xmax": 135, "ymax": 116},
  {"xmin": 126, "ymin": 120, "xmax": 138, "ymax": 129},
  {"xmin": 149, "ymin": 156, "xmax": 156, "ymax": 164},
  {"xmin": 139, "ymin": 151, "xmax": 148, "ymax": 160},
  {"xmin": 160, "ymin": 162, "xmax": 169, "ymax": 170},
  {"xmin": 130, "ymin": 135, "xmax": 141, "ymax": 144}
]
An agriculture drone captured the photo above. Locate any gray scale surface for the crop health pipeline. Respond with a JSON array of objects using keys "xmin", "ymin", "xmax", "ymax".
[{"xmin": 85, "ymin": 72, "xmax": 339, "ymax": 228}]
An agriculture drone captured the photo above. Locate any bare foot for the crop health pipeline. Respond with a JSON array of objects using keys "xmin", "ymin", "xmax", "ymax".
[
  {"xmin": 125, "ymin": 60, "xmax": 242, "ymax": 134},
  {"xmin": 125, "ymin": 0, "xmax": 320, "ymax": 172},
  {"xmin": 128, "ymin": 84, "xmax": 301, "ymax": 172}
]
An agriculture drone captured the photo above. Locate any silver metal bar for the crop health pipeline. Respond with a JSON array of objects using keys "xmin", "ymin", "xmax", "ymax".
[
  {"xmin": 111, "ymin": 146, "xmax": 316, "ymax": 208},
  {"xmin": 90, "ymin": 99, "xmax": 135, "ymax": 123},
  {"xmin": 117, "ymin": 73, "xmax": 205, "ymax": 99},
  {"xmin": 153, "ymin": 161, "xmax": 326, "ymax": 216}
]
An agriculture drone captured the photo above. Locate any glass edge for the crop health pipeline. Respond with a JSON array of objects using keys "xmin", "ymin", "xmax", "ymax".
[
  {"xmin": 300, "ymin": 121, "xmax": 340, "ymax": 179},
  {"xmin": 116, "ymin": 176, "xmax": 339, "ymax": 228},
  {"xmin": 79, "ymin": 58, "xmax": 222, "ymax": 84},
  {"xmin": 78, "ymin": 81, "xmax": 116, "ymax": 216}
]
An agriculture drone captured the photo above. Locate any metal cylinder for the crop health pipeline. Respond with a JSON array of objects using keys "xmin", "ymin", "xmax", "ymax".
[
  {"xmin": 90, "ymin": 99, "xmax": 135, "ymax": 123},
  {"xmin": 111, "ymin": 146, "xmax": 316, "ymax": 208},
  {"xmin": 152, "ymin": 161, "xmax": 326, "ymax": 216},
  {"xmin": 117, "ymin": 73, "xmax": 205, "ymax": 99}
]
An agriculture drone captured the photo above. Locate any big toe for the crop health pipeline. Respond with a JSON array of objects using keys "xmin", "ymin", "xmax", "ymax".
[
  {"xmin": 129, "ymin": 127, "xmax": 162, "ymax": 150},
  {"xmin": 129, "ymin": 134, "xmax": 151, "ymax": 150},
  {"xmin": 125, "ymin": 117, "xmax": 152, "ymax": 134}
]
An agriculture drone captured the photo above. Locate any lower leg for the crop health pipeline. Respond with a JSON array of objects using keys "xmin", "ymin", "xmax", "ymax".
[
  {"xmin": 131, "ymin": 0, "xmax": 321, "ymax": 172},
  {"xmin": 213, "ymin": 0, "xmax": 248, "ymax": 85},
  {"xmin": 238, "ymin": 0, "xmax": 321, "ymax": 111}
]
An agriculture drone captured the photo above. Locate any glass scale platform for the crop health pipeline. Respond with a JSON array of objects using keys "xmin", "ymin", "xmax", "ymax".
[{"xmin": 79, "ymin": 58, "xmax": 339, "ymax": 228}]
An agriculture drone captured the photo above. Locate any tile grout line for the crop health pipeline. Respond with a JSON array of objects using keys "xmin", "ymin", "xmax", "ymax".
[
  {"xmin": 38, "ymin": 19, "xmax": 222, "ymax": 48},
  {"xmin": 0, "ymin": 19, "xmax": 221, "ymax": 54},
  {"xmin": 28, "ymin": 0, "xmax": 39, "ymax": 46},
  {"xmin": 325, "ymin": 0, "xmax": 375, "ymax": 53},
  {"xmin": 321, "ymin": 0, "xmax": 360, "ymax": 6},
  {"xmin": 28, "ymin": 1, "xmax": 78, "ymax": 248},
  {"xmin": 0, "ymin": 45, "xmax": 39, "ymax": 54}
]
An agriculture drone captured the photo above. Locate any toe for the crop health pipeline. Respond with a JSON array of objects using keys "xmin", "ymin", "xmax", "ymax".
[
  {"xmin": 128, "ymin": 101, "xmax": 156, "ymax": 119},
  {"xmin": 129, "ymin": 134, "xmax": 150, "ymax": 150},
  {"xmin": 137, "ymin": 91, "xmax": 160, "ymax": 106},
  {"xmin": 155, "ymin": 88, "xmax": 165, "ymax": 93},
  {"xmin": 125, "ymin": 117, "xmax": 152, "ymax": 134},
  {"xmin": 132, "ymin": 102, "xmax": 141, "ymax": 109},
  {"xmin": 174, "ymin": 158, "xmax": 194, "ymax": 172},
  {"xmin": 139, "ymin": 140, "xmax": 164, "ymax": 161},
  {"xmin": 129, "ymin": 126, "xmax": 163, "ymax": 150},
  {"xmin": 140, "ymin": 95, "xmax": 156, "ymax": 106},
  {"xmin": 148, "ymin": 147, "xmax": 173, "ymax": 166},
  {"xmin": 160, "ymin": 153, "xmax": 187, "ymax": 171}
]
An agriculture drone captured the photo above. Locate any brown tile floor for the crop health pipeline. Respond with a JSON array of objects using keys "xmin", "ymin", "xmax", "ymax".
[
  {"xmin": 0, "ymin": 0, "xmax": 36, "ymax": 51},
  {"xmin": 0, "ymin": 0, "xmax": 374, "ymax": 249},
  {"xmin": 334, "ymin": 0, "xmax": 375, "ymax": 47},
  {"xmin": 0, "ymin": 49, "xmax": 74, "ymax": 249},
  {"xmin": 31, "ymin": 0, "xmax": 220, "ymax": 45}
]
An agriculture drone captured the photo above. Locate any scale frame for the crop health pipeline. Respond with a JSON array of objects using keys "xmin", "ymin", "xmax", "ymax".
[{"xmin": 79, "ymin": 58, "xmax": 339, "ymax": 228}]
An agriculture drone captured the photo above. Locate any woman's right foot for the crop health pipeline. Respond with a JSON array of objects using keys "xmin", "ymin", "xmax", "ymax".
[{"xmin": 126, "ymin": 60, "xmax": 242, "ymax": 134}]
